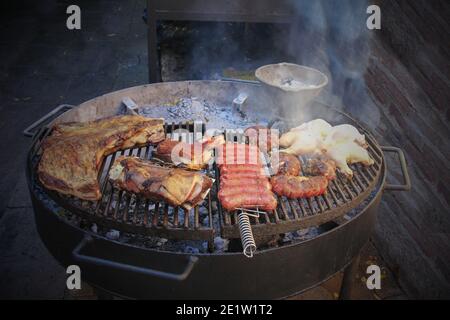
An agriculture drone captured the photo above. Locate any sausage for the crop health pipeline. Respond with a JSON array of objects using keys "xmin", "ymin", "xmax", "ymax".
[
  {"xmin": 303, "ymin": 158, "xmax": 337, "ymax": 180},
  {"xmin": 271, "ymin": 153, "xmax": 301, "ymax": 176},
  {"xmin": 216, "ymin": 143, "xmax": 261, "ymax": 166},
  {"xmin": 220, "ymin": 178, "xmax": 272, "ymax": 190},
  {"xmin": 220, "ymin": 164, "xmax": 264, "ymax": 175},
  {"xmin": 218, "ymin": 160, "xmax": 277, "ymax": 212},
  {"xmin": 216, "ymin": 156, "xmax": 261, "ymax": 166},
  {"xmin": 218, "ymin": 184, "xmax": 272, "ymax": 197},
  {"xmin": 220, "ymin": 172, "xmax": 267, "ymax": 182},
  {"xmin": 219, "ymin": 192, "xmax": 278, "ymax": 212},
  {"xmin": 270, "ymin": 175, "xmax": 328, "ymax": 198}
]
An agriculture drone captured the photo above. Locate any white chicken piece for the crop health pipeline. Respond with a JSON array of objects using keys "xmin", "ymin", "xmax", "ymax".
[
  {"xmin": 279, "ymin": 119, "xmax": 373, "ymax": 177},
  {"xmin": 279, "ymin": 131, "xmax": 296, "ymax": 148},
  {"xmin": 291, "ymin": 118, "xmax": 332, "ymax": 140},
  {"xmin": 280, "ymin": 129, "xmax": 323, "ymax": 155},
  {"xmin": 325, "ymin": 141, "xmax": 374, "ymax": 177},
  {"xmin": 323, "ymin": 124, "xmax": 367, "ymax": 148},
  {"xmin": 279, "ymin": 119, "xmax": 332, "ymax": 154}
]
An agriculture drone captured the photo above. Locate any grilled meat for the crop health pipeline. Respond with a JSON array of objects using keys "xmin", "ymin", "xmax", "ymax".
[
  {"xmin": 220, "ymin": 177, "xmax": 272, "ymax": 190},
  {"xmin": 279, "ymin": 119, "xmax": 332, "ymax": 155},
  {"xmin": 218, "ymin": 180, "xmax": 277, "ymax": 212},
  {"xmin": 323, "ymin": 124, "xmax": 368, "ymax": 148},
  {"xmin": 279, "ymin": 119, "xmax": 373, "ymax": 177},
  {"xmin": 109, "ymin": 156, "xmax": 213, "ymax": 210},
  {"xmin": 279, "ymin": 130, "xmax": 323, "ymax": 156},
  {"xmin": 219, "ymin": 172, "xmax": 269, "ymax": 183},
  {"xmin": 38, "ymin": 115, "xmax": 165, "ymax": 200},
  {"xmin": 270, "ymin": 175, "xmax": 328, "ymax": 199},
  {"xmin": 216, "ymin": 143, "xmax": 262, "ymax": 167},
  {"xmin": 220, "ymin": 164, "xmax": 264, "ymax": 175},
  {"xmin": 217, "ymin": 144, "xmax": 277, "ymax": 211},
  {"xmin": 154, "ymin": 135, "xmax": 225, "ymax": 170},
  {"xmin": 271, "ymin": 153, "xmax": 301, "ymax": 176},
  {"xmin": 218, "ymin": 190, "xmax": 278, "ymax": 212},
  {"xmin": 324, "ymin": 142, "xmax": 373, "ymax": 177},
  {"xmin": 303, "ymin": 157, "xmax": 337, "ymax": 180},
  {"xmin": 218, "ymin": 184, "xmax": 272, "ymax": 197}
]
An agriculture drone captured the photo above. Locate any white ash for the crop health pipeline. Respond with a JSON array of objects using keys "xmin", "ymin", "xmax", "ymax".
[
  {"xmin": 282, "ymin": 227, "xmax": 320, "ymax": 244},
  {"xmin": 33, "ymin": 179, "xmax": 371, "ymax": 254},
  {"xmin": 156, "ymin": 238, "xmax": 168, "ymax": 246},
  {"xmin": 36, "ymin": 182, "xmax": 319, "ymax": 252},
  {"xmin": 157, "ymin": 239, "xmax": 207, "ymax": 253},
  {"xmin": 345, "ymin": 189, "xmax": 378, "ymax": 218},
  {"xmin": 202, "ymin": 212, "xmax": 220, "ymax": 230},
  {"xmin": 296, "ymin": 228, "xmax": 310, "ymax": 237},
  {"xmin": 32, "ymin": 179, "xmax": 210, "ymax": 252},
  {"xmin": 106, "ymin": 229, "xmax": 120, "ymax": 240},
  {"xmin": 184, "ymin": 246, "xmax": 200, "ymax": 254},
  {"xmin": 177, "ymin": 208, "xmax": 192, "ymax": 226},
  {"xmin": 213, "ymin": 236, "xmax": 229, "ymax": 252},
  {"xmin": 198, "ymin": 205, "xmax": 209, "ymax": 221},
  {"xmin": 139, "ymin": 97, "xmax": 260, "ymax": 131}
]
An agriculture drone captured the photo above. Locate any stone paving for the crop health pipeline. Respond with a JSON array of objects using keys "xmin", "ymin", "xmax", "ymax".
[
  {"xmin": 0, "ymin": 0, "xmax": 408, "ymax": 299},
  {"xmin": 0, "ymin": 0, "xmax": 147, "ymax": 299}
]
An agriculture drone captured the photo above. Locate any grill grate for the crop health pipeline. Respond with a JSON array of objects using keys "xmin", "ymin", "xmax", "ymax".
[
  {"xmin": 215, "ymin": 129, "xmax": 383, "ymax": 240},
  {"xmin": 30, "ymin": 120, "xmax": 383, "ymax": 248},
  {"xmin": 30, "ymin": 122, "xmax": 216, "ymax": 251}
]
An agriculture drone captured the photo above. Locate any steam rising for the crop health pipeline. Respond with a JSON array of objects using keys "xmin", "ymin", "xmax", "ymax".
[
  {"xmin": 290, "ymin": 0, "xmax": 380, "ymax": 130},
  {"xmin": 178, "ymin": 0, "xmax": 380, "ymax": 130}
]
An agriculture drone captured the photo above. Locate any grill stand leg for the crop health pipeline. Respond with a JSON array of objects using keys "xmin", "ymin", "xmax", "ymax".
[{"xmin": 339, "ymin": 253, "xmax": 361, "ymax": 300}]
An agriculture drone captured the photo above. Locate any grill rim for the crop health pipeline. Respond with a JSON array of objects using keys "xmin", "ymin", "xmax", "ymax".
[
  {"xmin": 26, "ymin": 104, "xmax": 387, "ymax": 256},
  {"xmin": 24, "ymin": 80, "xmax": 411, "ymax": 299}
]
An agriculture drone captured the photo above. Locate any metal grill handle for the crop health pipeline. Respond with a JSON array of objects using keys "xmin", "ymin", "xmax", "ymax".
[
  {"xmin": 72, "ymin": 235, "xmax": 198, "ymax": 281},
  {"xmin": 23, "ymin": 104, "xmax": 74, "ymax": 137},
  {"xmin": 381, "ymin": 146, "xmax": 411, "ymax": 191},
  {"xmin": 237, "ymin": 211, "xmax": 257, "ymax": 258},
  {"xmin": 220, "ymin": 77, "xmax": 260, "ymax": 85}
]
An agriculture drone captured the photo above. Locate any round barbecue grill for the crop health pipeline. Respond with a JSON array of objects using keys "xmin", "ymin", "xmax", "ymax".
[{"xmin": 25, "ymin": 80, "xmax": 411, "ymax": 299}]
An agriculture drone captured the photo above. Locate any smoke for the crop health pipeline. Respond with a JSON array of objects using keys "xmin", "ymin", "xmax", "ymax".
[
  {"xmin": 289, "ymin": 0, "xmax": 380, "ymax": 130},
  {"xmin": 168, "ymin": 0, "xmax": 380, "ymax": 130},
  {"xmin": 179, "ymin": 22, "xmax": 288, "ymax": 80}
]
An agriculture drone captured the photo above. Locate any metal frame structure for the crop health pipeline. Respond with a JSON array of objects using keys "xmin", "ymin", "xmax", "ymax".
[{"xmin": 146, "ymin": 0, "xmax": 297, "ymax": 82}]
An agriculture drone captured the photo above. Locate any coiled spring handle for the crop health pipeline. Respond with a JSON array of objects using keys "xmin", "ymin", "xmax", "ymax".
[{"xmin": 236, "ymin": 208, "xmax": 265, "ymax": 258}]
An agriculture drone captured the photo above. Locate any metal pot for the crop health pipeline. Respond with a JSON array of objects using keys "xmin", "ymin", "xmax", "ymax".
[{"xmin": 255, "ymin": 63, "xmax": 328, "ymax": 119}]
